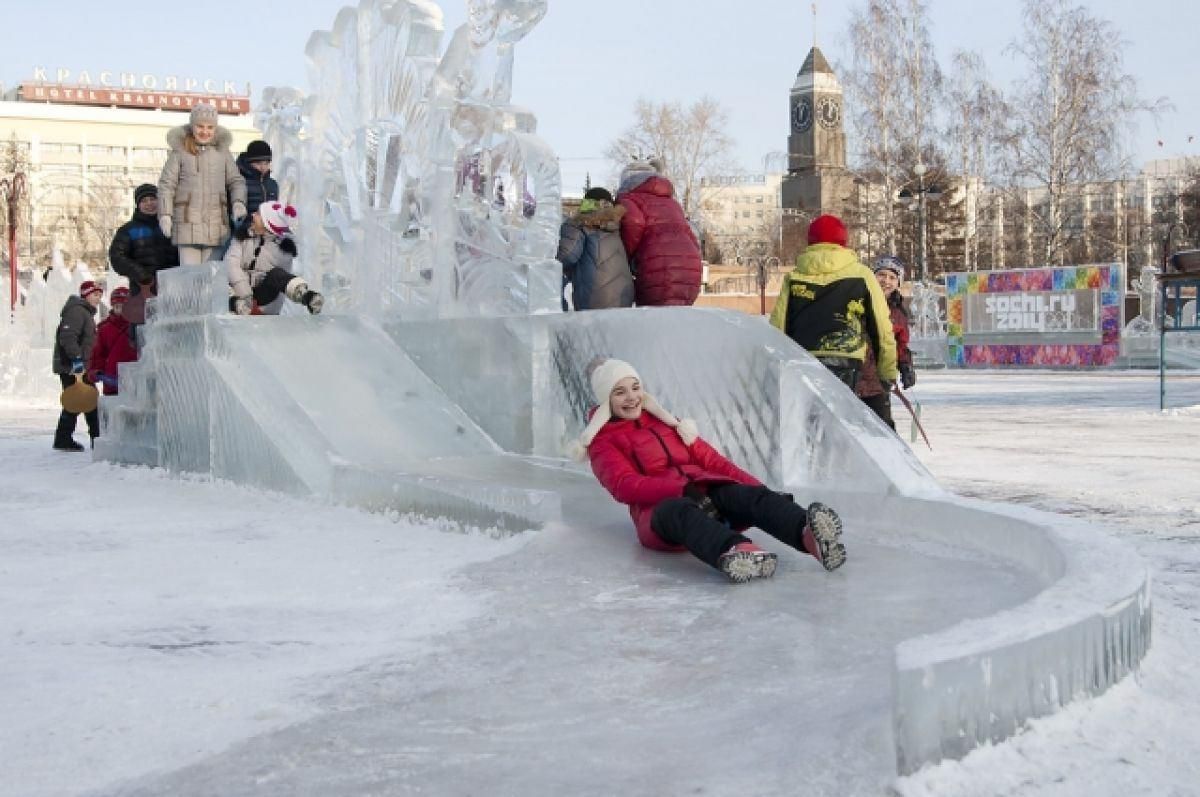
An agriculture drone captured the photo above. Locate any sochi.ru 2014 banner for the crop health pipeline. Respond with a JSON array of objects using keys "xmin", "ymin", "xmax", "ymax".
[{"xmin": 944, "ymin": 264, "xmax": 1125, "ymax": 367}]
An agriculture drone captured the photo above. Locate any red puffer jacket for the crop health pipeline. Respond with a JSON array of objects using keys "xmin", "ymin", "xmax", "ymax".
[
  {"xmin": 587, "ymin": 410, "xmax": 761, "ymax": 550},
  {"xmin": 88, "ymin": 313, "xmax": 138, "ymax": 395},
  {"xmin": 617, "ymin": 176, "xmax": 702, "ymax": 306}
]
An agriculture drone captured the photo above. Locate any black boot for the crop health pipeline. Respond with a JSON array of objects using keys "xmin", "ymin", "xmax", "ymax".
[{"xmin": 53, "ymin": 412, "xmax": 84, "ymax": 452}]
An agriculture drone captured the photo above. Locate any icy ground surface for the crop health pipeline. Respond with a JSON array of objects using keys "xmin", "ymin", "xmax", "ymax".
[{"xmin": 2, "ymin": 371, "xmax": 1198, "ymax": 796}]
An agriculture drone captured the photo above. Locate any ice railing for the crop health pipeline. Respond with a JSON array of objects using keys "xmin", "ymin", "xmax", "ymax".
[{"xmin": 254, "ymin": 0, "xmax": 562, "ymax": 321}]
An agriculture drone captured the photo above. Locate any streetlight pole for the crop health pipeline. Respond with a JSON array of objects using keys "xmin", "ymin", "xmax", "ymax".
[
  {"xmin": 0, "ymin": 171, "xmax": 28, "ymax": 322},
  {"xmin": 898, "ymin": 163, "xmax": 942, "ymax": 284}
]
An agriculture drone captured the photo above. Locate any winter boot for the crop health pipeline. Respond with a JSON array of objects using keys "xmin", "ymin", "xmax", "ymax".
[
  {"xmin": 801, "ymin": 503, "xmax": 846, "ymax": 572},
  {"xmin": 53, "ymin": 436, "xmax": 85, "ymax": 452},
  {"xmin": 301, "ymin": 290, "xmax": 324, "ymax": 315},
  {"xmin": 717, "ymin": 541, "xmax": 778, "ymax": 584}
]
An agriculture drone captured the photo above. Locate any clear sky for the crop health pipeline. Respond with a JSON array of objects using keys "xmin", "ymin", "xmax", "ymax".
[{"xmin": 2, "ymin": 0, "xmax": 1195, "ymax": 194}]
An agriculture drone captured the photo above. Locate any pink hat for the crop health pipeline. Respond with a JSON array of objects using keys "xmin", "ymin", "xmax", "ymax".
[{"xmin": 110, "ymin": 286, "xmax": 130, "ymax": 303}]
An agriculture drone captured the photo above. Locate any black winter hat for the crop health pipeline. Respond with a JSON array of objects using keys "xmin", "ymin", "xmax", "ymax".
[
  {"xmin": 134, "ymin": 184, "xmax": 157, "ymax": 204},
  {"xmin": 245, "ymin": 140, "xmax": 273, "ymax": 162},
  {"xmin": 583, "ymin": 187, "xmax": 614, "ymax": 203}
]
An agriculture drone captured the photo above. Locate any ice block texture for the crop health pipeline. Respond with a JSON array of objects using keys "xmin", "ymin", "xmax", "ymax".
[{"xmin": 254, "ymin": 0, "xmax": 561, "ymax": 320}]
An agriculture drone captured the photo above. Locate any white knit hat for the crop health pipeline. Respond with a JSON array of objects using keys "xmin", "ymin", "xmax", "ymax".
[
  {"xmin": 258, "ymin": 200, "xmax": 297, "ymax": 237},
  {"xmin": 568, "ymin": 358, "xmax": 698, "ymax": 461},
  {"xmin": 190, "ymin": 102, "xmax": 219, "ymax": 127}
]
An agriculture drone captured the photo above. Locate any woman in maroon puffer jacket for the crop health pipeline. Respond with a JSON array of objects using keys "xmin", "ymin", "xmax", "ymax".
[
  {"xmin": 616, "ymin": 160, "xmax": 702, "ymax": 306},
  {"xmin": 573, "ymin": 358, "xmax": 847, "ymax": 583}
]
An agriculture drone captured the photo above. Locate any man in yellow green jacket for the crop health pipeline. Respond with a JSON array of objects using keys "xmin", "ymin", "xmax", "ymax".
[{"xmin": 769, "ymin": 214, "xmax": 899, "ymax": 391}]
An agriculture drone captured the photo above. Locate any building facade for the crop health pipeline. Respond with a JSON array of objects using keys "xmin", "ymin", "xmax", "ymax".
[{"xmin": 1, "ymin": 71, "xmax": 257, "ymax": 275}]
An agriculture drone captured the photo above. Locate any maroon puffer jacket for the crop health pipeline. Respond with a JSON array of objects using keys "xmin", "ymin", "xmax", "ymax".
[
  {"xmin": 617, "ymin": 176, "xmax": 702, "ymax": 306},
  {"xmin": 587, "ymin": 410, "xmax": 760, "ymax": 551}
]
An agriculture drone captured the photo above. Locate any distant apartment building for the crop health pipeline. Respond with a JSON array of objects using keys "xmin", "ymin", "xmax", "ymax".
[{"xmin": 1, "ymin": 67, "xmax": 258, "ymax": 273}]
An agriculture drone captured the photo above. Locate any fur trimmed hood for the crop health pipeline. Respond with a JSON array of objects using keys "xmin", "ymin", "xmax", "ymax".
[
  {"xmin": 166, "ymin": 124, "xmax": 234, "ymax": 152},
  {"xmin": 572, "ymin": 203, "xmax": 625, "ymax": 232}
]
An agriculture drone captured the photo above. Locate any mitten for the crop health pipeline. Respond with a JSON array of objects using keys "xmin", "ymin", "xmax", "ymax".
[
  {"xmin": 232, "ymin": 296, "xmax": 253, "ymax": 316},
  {"xmin": 231, "ymin": 202, "xmax": 247, "ymax": 224},
  {"xmin": 70, "ymin": 358, "xmax": 85, "ymax": 375},
  {"xmin": 160, "ymin": 216, "xmax": 172, "ymax": 238},
  {"xmin": 900, "ymin": 363, "xmax": 917, "ymax": 390},
  {"xmin": 683, "ymin": 482, "xmax": 721, "ymax": 520}
]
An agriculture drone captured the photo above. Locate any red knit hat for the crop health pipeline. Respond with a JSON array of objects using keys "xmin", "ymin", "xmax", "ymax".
[
  {"xmin": 807, "ymin": 214, "xmax": 848, "ymax": 247},
  {"xmin": 79, "ymin": 280, "xmax": 103, "ymax": 298},
  {"xmin": 110, "ymin": 286, "xmax": 130, "ymax": 303}
]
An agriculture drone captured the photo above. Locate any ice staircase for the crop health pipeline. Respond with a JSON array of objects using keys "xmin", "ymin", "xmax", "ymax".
[{"xmin": 96, "ymin": 264, "xmax": 1152, "ymax": 777}]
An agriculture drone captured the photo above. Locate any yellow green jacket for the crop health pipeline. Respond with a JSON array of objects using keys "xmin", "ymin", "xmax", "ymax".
[{"xmin": 769, "ymin": 243, "xmax": 899, "ymax": 382}]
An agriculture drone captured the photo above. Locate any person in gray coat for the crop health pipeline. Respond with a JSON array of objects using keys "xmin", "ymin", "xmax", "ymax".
[
  {"xmin": 158, "ymin": 102, "xmax": 247, "ymax": 265},
  {"xmin": 557, "ymin": 187, "xmax": 634, "ymax": 310},
  {"xmin": 51, "ymin": 280, "xmax": 102, "ymax": 451},
  {"xmin": 226, "ymin": 201, "xmax": 323, "ymax": 315}
]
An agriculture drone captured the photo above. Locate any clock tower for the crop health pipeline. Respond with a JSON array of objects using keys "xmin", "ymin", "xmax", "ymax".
[{"xmin": 781, "ymin": 47, "xmax": 853, "ymax": 233}]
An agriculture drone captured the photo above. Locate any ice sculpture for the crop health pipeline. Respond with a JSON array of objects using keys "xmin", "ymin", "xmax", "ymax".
[
  {"xmin": 92, "ymin": 0, "xmax": 1151, "ymax": 780},
  {"xmin": 254, "ymin": 0, "xmax": 560, "ymax": 320},
  {"xmin": 1125, "ymin": 264, "xmax": 1162, "ymax": 337},
  {"xmin": 909, "ymin": 280, "xmax": 949, "ymax": 366}
]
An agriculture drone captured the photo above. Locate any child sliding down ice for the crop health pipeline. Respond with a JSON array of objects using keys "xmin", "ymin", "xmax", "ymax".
[
  {"xmin": 226, "ymin": 201, "xmax": 323, "ymax": 316},
  {"xmin": 574, "ymin": 358, "xmax": 847, "ymax": 583}
]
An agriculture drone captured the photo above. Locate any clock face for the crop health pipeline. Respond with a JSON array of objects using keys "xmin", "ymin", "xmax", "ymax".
[
  {"xmin": 792, "ymin": 97, "xmax": 813, "ymax": 133},
  {"xmin": 817, "ymin": 97, "xmax": 841, "ymax": 129}
]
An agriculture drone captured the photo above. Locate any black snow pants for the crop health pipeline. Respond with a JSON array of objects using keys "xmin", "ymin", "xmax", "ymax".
[
  {"xmin": 651, "ymin": 484, "xmax": 810, "ymax": 569},
  {"xmin": 55, "ymin": 373, "xmax": 99, "ymax": 445},
  {"xmin": 860, "ymin": 391, "xmax": 895, "ymax": 430}
]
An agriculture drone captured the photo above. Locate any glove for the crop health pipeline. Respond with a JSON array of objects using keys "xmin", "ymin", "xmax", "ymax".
[
  {"xmin": 70, "ymin": 358, "xmax": 85, "ymax": 375},
  {"xmin": 900, "ymin": 363, "xmax": 917, "ymax": 390},
  {"xmin": 97, "ymin": 374, "xmax": 119, "ymax": 391},
  {"xmin": 231, "ymin": 202, "xmax": 247, "ymax": 224},
  {"xmin": 232, "ymin": 296, "xmax": 253, "ymax": 316},
  {"xmin": 160, "ymin": 216, "xmax": 172, "ymax": 239},
  {"xmin": 683, "ymin": 482, "xmax": 721, "ymax": 520}
]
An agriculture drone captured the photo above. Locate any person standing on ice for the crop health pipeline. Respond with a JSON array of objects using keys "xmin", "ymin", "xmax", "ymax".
[
  {"xmin": 235, "ymin": 140, "xmax": 279, "ymax": 216},
  {"xmin": 615, "ymin": 158, "xmax": 702, "ymax": 306},
  {"xmin": 855, "ymin": 256, "xmax": 916, "ymax": 429},
  {"xmin": 770, "ymin": 214, "xmax": 898, "ymax": 393},
  {"xmin": 572, "ymin": 358, "xmax": 846, "ymax": 583},
  {"xmin": 556, "ymin": 187, "xmax": 634, "ymax": 310},
  {"xmin": 157, "ymin": 102, "xmax": 247, "ymax": 265},
  {"xmin": 51, "ymin": 281, "xmax": 102, "ymax": 451},
  {"xmin": 88, "ymin": 286, "xmax": 138, "ymax": 397},
  {"xmin": 226, "ymin": 201, "xmax": 323, "ymax": 315},
  {"xmin": 108, "ymin": 184, "xmax": 178, "ymax": 299}
]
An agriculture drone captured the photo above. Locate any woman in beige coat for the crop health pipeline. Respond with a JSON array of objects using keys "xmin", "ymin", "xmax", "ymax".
[{"xmin": 158, "ymin": 103, "xmax": 247, "ymax": 264}]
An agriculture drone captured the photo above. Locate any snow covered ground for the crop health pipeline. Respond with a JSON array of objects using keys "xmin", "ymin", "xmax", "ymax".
[{"xmin": 2, "ymin": 371, "xmax": 1199, "ymax": 796}]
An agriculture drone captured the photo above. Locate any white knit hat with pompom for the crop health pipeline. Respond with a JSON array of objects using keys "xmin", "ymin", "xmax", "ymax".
[{"xmin": 567, "ymin": 358, "xmax": 697, "ymax": 461}]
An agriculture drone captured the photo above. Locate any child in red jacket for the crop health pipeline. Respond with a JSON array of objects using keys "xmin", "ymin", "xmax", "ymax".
[
  {"xmin": 575, "ymin": 358, "xmax": 847, "ymax": 583},
  {"xmin": 88, "ymin": 286, "xmax": 138, "ymax": 396}
]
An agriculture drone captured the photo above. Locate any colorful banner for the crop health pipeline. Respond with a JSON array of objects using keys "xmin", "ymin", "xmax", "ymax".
[{"xmin": 945, "ymin": 264, "xmax": 1124, "ymax": 367}]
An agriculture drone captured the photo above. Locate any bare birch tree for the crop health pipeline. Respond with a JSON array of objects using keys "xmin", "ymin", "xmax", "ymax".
[
  {"xmin": 843, "ymin": 0, "xmax": 944, "ymax": 255},
  {"xmin": 945, "ymin": 50, "xmax": 1005, "ymax": 270},
  {"xmin": 1000, "ymin": 0, "xmax": 1169, "ymax": 264},
  {"xmin": 605, "ymin": 97, "xmax": 735, "ymax": 217}
]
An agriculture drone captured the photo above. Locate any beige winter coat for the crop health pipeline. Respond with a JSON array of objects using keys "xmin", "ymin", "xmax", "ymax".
[
  {"xmin": 225, "ymin": 234, "xmax": 296, "ymax": 300},
  {"xmin": 158, "ymin": 125, "xmax": 247, "ymax": 247}
]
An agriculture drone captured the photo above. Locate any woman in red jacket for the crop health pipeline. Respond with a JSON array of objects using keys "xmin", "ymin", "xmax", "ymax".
[
  {"xmin": 88, "ymin": 286, "xmax": 138, "ymax": 396},
  {"xmin": 575, "ymin": 358, "xmax": 847, "ymax": 583},
  {"xmin": 616, "ymin": 159, "xmax": 702, "ymax": 306}
]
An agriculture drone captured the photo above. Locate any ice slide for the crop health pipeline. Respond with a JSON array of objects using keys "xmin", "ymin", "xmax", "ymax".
[{"xmin": 96, "ymin": 265, "xmax": 1149, "ymax": 784}]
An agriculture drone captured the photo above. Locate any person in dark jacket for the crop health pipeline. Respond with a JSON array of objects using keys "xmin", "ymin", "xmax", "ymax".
[
  {"xmin": 574, "ymin": 358, "xmax": 847, "ymax": 583},
  {"xmin": 108, "ymin": 184, "xmax": 179, "ymax": 297},
  {"xmin": 52, "ymin": 281, "xmax": 102, "ymax": 451},
  {"xmin": 236, "ymin": 140, "xmax": 279, "ymax": 216},
  {"xmin": 855, "ymin": 256, "xmax": 916, "ymax": 429},
  {"xmin": 556, "ymin": 187, "xmax": 634, "ymax": 310},
  {"xmin": 88, "ymin": 286, "xmax": 138, "ymax": 396},
  {"xmin": 769, "ymin": 214, "xmax": 898, "ymax": 390},
  {"xmin": 615, "ymin": 158, "xmax": 702, "ymax": 306}
]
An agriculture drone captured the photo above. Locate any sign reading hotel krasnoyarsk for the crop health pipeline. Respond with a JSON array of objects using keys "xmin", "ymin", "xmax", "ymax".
[{"xmin": 19, "ymin": 67, "xmax": 251, "ymax": 114}]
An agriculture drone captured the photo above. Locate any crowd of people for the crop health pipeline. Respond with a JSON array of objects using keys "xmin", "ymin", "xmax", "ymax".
[
  {"xmin": 51, "ymin": 102, "xmax": 319, "ymax": 452},
  {"xmin": 52, "ymin": 130, "xmax": 917, "ymax": 588}
]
